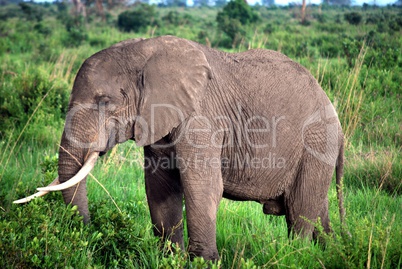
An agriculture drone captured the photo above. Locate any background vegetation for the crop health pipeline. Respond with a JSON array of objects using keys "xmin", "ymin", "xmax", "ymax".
[{"xmin": 0, "ymin": 1, "xmax": 401, "ymax": 268}]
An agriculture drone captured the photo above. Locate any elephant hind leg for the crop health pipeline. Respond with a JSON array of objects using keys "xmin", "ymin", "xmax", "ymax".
[
  {"xmin": 284, "ymin": 154, "xmax": 333, "ymax": 239},
  {"xmin": 313, "ymin": 197, "xmax": 332, "ymax": 242}
]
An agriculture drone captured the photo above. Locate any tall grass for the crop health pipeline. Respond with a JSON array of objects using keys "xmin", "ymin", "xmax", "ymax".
[
  {"xmin": 2, "ymin": 137, "xmax": 401, "ymax": 268},
  {"xmin": 335, "ymin": 42, "xmax": 366, "ymax": 144}
]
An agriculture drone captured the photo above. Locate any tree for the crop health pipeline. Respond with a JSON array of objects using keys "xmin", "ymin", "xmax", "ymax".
[
  {"xmin": 301, "ymin": 0, "xmax": 306, "ymax": 24},
  {"xmin": 117, "ymin": 3, "xmax": 158, "ymax": 32},
  {"xmin": 71, "ymin": 0, "xmax": 86, "ymax": 17},
  {"xmin": 217, "ymin": 0, "xmax": 259, "ymax": 25},
  {"xmin": 216, "ymin": 0, "xmax": 260, "ymax": 46},
  {"xmin": 344, "ymin": 12, "xmax": 362, "ymax": 25}
]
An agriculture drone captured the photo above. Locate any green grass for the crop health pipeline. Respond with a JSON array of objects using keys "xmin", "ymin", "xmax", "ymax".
[
  {"xmin": 1, "ymin": 141, "xmax": 401, "ymax": 268},
  {"xmin": 1, "ymin": 3, "xmax": 402, "ymax": 268}
]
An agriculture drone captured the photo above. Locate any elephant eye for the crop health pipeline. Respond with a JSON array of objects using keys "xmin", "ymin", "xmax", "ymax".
[
  {"xmin": 120, "ymin": 88, "xmax": 128, "ymax": 99},
  {"xmin": 97, "ymin": 95, "xmax": 111, "ymax": 105}
]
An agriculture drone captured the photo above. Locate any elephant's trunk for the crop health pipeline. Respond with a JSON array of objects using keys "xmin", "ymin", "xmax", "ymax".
[{"xmin": 54, "ymin": 133, "xmax": 99, "ymax": 223}]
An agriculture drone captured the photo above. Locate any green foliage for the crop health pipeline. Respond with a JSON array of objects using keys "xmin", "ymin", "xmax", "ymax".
[
  {"xmin": 217, "ymin": 0, "xmax": 259, "ymax": 25},
  {"xmin": 19, "ymin": 2, "xmax": 44, "ymax": 22},
  {"xmin": 0, "ymin": 66, "xmax": 69, "ymax": 144},
  {"xmin": 63, "ymin": 15, "xmax": 89, "ymax": 47},
  {"xmin": 216, "ymin": 0, "xmax": 260, "ymax": 46},
  {"xmin": 0, "ymin": 4, "xmax": 23, "ymax": 20},
  {"xmin": 117, "ymin": 4, "xmax": 158, "ymax": 33},
  {"xmin": 40, "ymin": 154, "xmax": 59, "ymax": 181},
  {"xmin": 162, "ymin": 10, "xmax": 193, "ymax": 27},
  {"xmin": 0, "ymin": 197, "xmax": 111, "ymax": 268},
  {"xmin": 344, "ymin": 11, "xmax": 362, "ymax": 25}
]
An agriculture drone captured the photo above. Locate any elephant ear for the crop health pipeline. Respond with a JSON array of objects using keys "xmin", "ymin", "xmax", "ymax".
[{"xmin": 134, "ymin": 36, "xmax": 212, "ymax": 146}]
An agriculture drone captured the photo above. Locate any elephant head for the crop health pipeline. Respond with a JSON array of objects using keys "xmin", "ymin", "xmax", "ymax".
[{"xmin": 14, "ymin": 36, "xmax": 212, "ymax": 223}]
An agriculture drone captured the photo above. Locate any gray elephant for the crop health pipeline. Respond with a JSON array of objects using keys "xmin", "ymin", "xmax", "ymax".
[{"xmin": 15, "ymin": 35, "xmax": 346, "ymax": 260}]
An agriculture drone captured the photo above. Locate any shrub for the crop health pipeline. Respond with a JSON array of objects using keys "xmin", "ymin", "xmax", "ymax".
[
  {"xmin": 19, "ymin": 2, "xmax": 44, "ymax": 22},
  {"xmin": 162, "ymin": 11, "xmax": 193, "ymax": 26},
  {"xmin": 63, "ymin": 15, "xmax": 88, "ymax": 47},
  {"xmin": 365, "ymin": 46, "xmax": 401, "ymax": 70},
  {"xmin": 117, "ymin": 4, "xmax": 158, "ymax": 33},
  {"xmin": 365, "ymin": 13, "xmax": 385, "ymax": 24},
  {"xmin": 217, "ymin": 0, "xmax": 259, "ymax": 25},
  {"xmin": 0, "ymin": 200, "xmax": 96, "ymax": 269},
  {"xmin": 344, "ymin": 12, "xmax": 362, "ymax": 25},
  {"xmin": 0, "ymin": 67, "xmax": 69, "ymax": 143},
  {"xmin": 388, "ymin": 19, "xmax": 401, "ymax": 32},
  {"xmin": 216, "ymin": 0, "xmax": 260, "ymax": 46},
  {"xmin": 263, "ymin": 23, "xmax": 275, "ymax": 34},
  {"xmin": 313, "ymin": 12, "xmax": 327, "ymax": 23},
  {"xmin": 33, "ymin": 22, "xmax": 52, "ymax": 36},
  {"xmin": 216, "ymin": 16, "xmax": 245, "ymax": 47},
  {"xmin": 342, "ymin": 36, "xmax": 362, "ymax": 68},
  {"xmin": 0, "ymin": 4, "xmax": 23, "ymax": 20}
]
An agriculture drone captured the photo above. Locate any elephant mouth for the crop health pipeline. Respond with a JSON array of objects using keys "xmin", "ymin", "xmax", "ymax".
[{"xmin": 13, "ymin": 152, "xmax": 99, "ymax": 204}]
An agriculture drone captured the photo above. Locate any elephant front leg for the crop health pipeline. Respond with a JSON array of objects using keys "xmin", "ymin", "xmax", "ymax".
[
  {"xmin": 177, "ymin": 150, "xmax": 223, "ymax": 261},
  {"xmin": 144, "ymin": 147, "xmax": 184, "ymax": 250}
]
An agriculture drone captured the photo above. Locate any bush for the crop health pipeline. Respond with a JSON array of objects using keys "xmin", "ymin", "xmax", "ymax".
[
  {"xmin": 162, "ymin": 11, "xmax": 193, "ymax": 26},
  {"xmin": 365, "ymin": 13, "xmax": 385, "ymax": 24},
  {"xmin": 0, "ymin": 67, "xmax": 69, "ymax": 143},
  {"xmin": 19, "ymin": 2, "xmax": 44, "ymax": 22},
  {"xmin": 388, "ymin": 19, "xmax": 401, "ymax": 32},
  {"xmin": 117, "ymin": 4, "xmax": 158, "ymax": 33},
  {"xmin": 0, "ymin": 4, "xmax": 23, "ymax": 21},
  {"xmin": 344, "ymin": 12, "xmax": 362, "ymax": 25},
  {"xmin": 263, "ymin": 23, "xmax": 275, "ymax": 34},
  {"xmin": 217, "ymin": 0, "xmax": 259, "ymax": 25},
  {"xmin": 0, "ymin": 200, "xmax": 95, "ymax": 269},
  {"xmin": 63, "ymin": 15, "xmax": 88, "ymax": 47},
  {"xmin": 313, "ymin": 12, "xmax": 327, "ymax": 23},
  {"xmin": 216, "ymin": 0, "xmax": 260, "ymax": 46}
]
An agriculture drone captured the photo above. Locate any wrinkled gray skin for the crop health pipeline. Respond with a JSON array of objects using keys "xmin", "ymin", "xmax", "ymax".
[{"xmin": 59, "ymin": 36, "xmax": 345, "ymax": 260}]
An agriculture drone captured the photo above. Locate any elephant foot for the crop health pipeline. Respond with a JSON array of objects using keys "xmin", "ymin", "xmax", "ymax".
[
  {"xmin": 262, "ymin": 198, "xmax": 285, "ymax": 216},
  {"xmin": 189, "ymin": 242, "xmax": 219, "ymax": 261}
]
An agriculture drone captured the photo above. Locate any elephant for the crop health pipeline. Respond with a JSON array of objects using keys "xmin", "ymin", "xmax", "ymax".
[{"xmin": 15, "ymin": 35, "xmax": 346, "ymax": 261}]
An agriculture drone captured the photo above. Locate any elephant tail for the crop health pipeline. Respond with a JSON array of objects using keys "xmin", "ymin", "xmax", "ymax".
[{"xmin": 336, "ymin": 141, "xmax": 349, "ymax": 237}]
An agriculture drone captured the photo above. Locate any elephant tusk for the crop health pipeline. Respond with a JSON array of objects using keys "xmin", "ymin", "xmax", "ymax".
[
  {"xmin": 13, "ymin": 177, "xmax": 60, "ymax": 204},
  {"xmin": 37, "ymin": 152, "xmax": 99, "ymax": 192}
]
